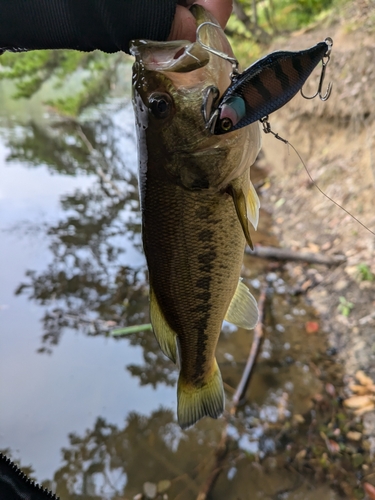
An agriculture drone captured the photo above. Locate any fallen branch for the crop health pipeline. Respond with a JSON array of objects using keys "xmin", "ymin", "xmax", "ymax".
[
  {"xmin": 246, "ymin": 245, "xmax": 346, "ymax": 266},
  {"xmin": 196, "ymin": 286, "xmax": 268, "ymax": 500},
  {"xmin": 196, "ymin": 432, "xmax": 228, "ymax": 500}
]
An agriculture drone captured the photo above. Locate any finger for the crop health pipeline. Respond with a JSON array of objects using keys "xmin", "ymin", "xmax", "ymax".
[
  {"xmin": 168, "ymin": 5, "xmax": 197, "ymax": 42},
  {"xmin": 193, "ymin": 0, "xmax": 233, "ymax": 28}
]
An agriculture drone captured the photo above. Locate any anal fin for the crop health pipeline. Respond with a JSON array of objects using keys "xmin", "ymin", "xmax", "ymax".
[
  {"xmin": 150, "ymin": 287, "xmax": 178, "ymax": 364},
  {"xmin": 225, "ymin": 279, "xmax": 259, "ymax": 330},
  {"xmin": 177, "ymin": 358, "xmax": 224, "ymax": 429}
]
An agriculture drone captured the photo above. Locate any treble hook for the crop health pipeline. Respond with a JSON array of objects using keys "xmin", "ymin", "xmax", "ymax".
[
  {"xmin": 196, "ymin": 21, "xmax": 240, "ymax": 78},
  {"xmin": 300, "ymin": 37, "xmax": 333, "ymax": 101}
]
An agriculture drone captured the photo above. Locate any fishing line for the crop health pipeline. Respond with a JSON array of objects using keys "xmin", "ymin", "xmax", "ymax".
[
  {"xmin": 196, "ymin": 23, "xmax": 373, "ymax": 236},
  {"xmin": 260, "ymin": 116, "xmax": 375, "ymax": 237}
]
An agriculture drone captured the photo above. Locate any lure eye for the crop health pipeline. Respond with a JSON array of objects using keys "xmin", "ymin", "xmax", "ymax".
[
  {"xmin": 215, "ymin": 96, "xmax": 246, "ymax": 134},
  {"xmin": 149, "ymin": 92, "xmax": 172, "ymax": 119},
  {"xmin": 220, "ymin": 118, "xmax": 233, "ymax": 132}
]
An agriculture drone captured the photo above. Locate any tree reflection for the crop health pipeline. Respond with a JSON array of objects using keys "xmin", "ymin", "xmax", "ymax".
[
  {"xmin": 52, "ymin": 410, "xmax": 224, "ymax": 500},
  {"xmin": 47, "ymin": 403, "xmax": 334, "ymax": 500},
  {"xmin": 5, "ymin": 109, "xmax": 175, "ymax": 387},
  {"xmin": 3, "ymin": 391, "xmax": 354, "ymax": 500}
]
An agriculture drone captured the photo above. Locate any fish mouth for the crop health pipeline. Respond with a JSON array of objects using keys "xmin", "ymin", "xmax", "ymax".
[{"xmin": 129, "ymin": 39, "xmax": 210, "ymax": 73}]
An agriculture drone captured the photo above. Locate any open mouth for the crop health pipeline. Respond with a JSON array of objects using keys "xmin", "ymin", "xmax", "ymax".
[{"xmin": 129, "ymin": 39, "xmax": 210, "ymax": 73}]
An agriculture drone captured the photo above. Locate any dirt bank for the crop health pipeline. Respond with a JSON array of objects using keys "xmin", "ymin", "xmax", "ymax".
[{"xmin": 256, "ymin": 6, "xmax": 375, "ymax": 436}]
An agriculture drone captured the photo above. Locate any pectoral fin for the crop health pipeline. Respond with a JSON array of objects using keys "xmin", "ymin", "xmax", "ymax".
[
  {"xmin": 247, "ymin": 181, "xmax": 260, "ymax": 230},
  {"xmin": 150, "ymin": 288, "xmax": 179, "ymax": 365},
  {"xmin": 229, "ymin": 181, "xmax": 260, "ymax": 249},
  {"xmin": 225, "ymin": 279, "xmax": 259, "ymax": 330}
]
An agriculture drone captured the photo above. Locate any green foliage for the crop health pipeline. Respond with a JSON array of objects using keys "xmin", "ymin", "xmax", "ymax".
[
  {"xmin": 0, "ymin": 49, "xmax": 125, "ymax": 116},
  {"xmin": 229, "ymin": 0, "xmax": 337, "ymax": 60},
  {"xmin": 356, "ymin": 263, "xmax": 374, "ymax": 282},
  {"xmin": 271, "ymin": 0, "xmax": 334, "ymax": 29},
  {"xmin": 338, "ymin": 296, "xmax": 354, "ymax": 317},
  {"xmin": 0, "ymin": 0, "xmax": 339, "ymax": 115}
]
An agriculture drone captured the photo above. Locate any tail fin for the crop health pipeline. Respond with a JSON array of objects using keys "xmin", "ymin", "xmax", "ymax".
[{"xmin": 177, "ymin": 359, "xmax": 224, "ymax": 429}]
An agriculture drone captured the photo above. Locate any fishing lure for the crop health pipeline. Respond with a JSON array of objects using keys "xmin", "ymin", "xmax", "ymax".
[
  {"xmin": 198, "ymin": 22, "xmax": 333, "ymax": 134},
  {"xmin": 0, "ymin": 453, "xmax": 59, "ymax": 500},
  {"xmin": 199, "ymin": 26, "xmax": 375, "ymax": 237}
]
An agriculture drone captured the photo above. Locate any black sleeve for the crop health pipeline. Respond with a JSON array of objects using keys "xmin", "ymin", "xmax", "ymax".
[{"xmin": 0, "ymin": 0, "xmax": 177, "ymax": 54}]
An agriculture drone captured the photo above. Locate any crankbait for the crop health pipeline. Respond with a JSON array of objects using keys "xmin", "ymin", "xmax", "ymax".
[
  {"xmin": 204, "ymin": 32, "xmax": 374, "ymax": 239},
  {"xmin": 198, "ymin": 22, "xmax": 333, "ymax": 135}
]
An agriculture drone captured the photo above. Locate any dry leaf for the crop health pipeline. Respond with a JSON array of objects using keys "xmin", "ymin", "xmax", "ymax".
[
  {"xmin": 305, "ymin": 321, "xmax": 319, "ymax": 334},
  {"xmin": 346, "ymin": 431, "xmax": 362, "ymax": 441},
  {"xmin": 356, "ymin": 370, "xmax": 374, "ymax": 387},
  {"xmin": 157, "ymin": 480, "xmax": 171, "ymax": 494},
  {"xmin": 354, "ymin": 402, "xmax": 375, "ymax": 416},
  {"xmin": 344, "ymin": 395, "xmax": 374, "ymax": 408},
  {"xmin": 364, "ymin": 482, "xmax": 375, "ymax": 500},
  {"xmin": 293, "ymin": 414, "xmax": 305, "ymax": 424},
  {"xmin": 296, "ymin": 449, "xmax": 307, "ymax": 460},
  {"xmin": 349, "ymin": 384, "xmax": 371, "ymax": 395},
  {"xmin": 307, "ymin": 243, "xmax": 320, "ymax": 253}
]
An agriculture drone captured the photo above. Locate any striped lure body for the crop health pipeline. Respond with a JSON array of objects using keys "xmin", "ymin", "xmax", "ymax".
[{"xmin": 211, "ymin": 39, "xmax": 332, "ymax": 135}]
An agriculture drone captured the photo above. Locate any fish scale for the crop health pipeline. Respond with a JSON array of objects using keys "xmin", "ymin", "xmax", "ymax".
[
  {"xmin": 144, "ymin": 181, "xmax": 245, "ymax": 379},
  {"xmin": 131, "ymin": 6, "xmax": 261, "ymax": 429}
]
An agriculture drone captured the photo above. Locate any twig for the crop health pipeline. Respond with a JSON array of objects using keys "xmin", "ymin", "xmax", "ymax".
[
  {"xmin": 223, "ymin": 381, "xmax": 236, "ymax": 394},
  {"xmin": 75, "ymin": 124, "xmax": 123, "ymax": 198},
  {"xmin": 196, "ymin": 430, "xmax": 228, "ymax": 500},
  {"xmin": 246, "ymin": 245, "xmax": 346, "ymax": 266},
  {"xmin": 359, "ymin": 311, "xmax": 375, "ymax": 325},
  {"xmin": 231, "ymin": 287, "xmax": 267, "ymax": 412},
  {"xmin": 195, "ymin": 285, "xmax": 268, "ymax": 500}
]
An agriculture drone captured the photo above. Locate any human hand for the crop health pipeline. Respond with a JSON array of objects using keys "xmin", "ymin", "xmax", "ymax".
[{"xmin": 168, "ymin": 0, "xmax": 233, "ymax": 42}]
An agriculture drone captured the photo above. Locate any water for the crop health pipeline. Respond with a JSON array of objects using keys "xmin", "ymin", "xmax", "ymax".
[{"xmin": 0, "ymin": 83, "xmax": 343, "ymax": 499}]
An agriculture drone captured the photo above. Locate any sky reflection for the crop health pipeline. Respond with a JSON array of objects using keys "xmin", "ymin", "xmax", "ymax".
[{"xmin": 0, "ymin": 105, "xmax": 176, "ymax": 483}]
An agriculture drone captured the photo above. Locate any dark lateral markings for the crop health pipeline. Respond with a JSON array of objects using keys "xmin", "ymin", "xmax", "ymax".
[
  {"xmin": 196, "ymin": 276, "xmax": 210, "ymax": 289},
  {"xmin": 193, "ymin": 314, "xmax": 210, "ymax": 383},
  {"xmin": 198, "ymin": 229, "xmax": 214, "ymax": 242}
]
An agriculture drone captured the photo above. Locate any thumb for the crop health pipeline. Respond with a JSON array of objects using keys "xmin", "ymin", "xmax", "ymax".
[{"xmin": 187, "ymin": 0, "xmax": 233, "ymax": 28}]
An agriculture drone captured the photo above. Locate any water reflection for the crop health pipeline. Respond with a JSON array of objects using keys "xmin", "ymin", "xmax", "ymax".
[
  {"xmin": 0, "ymin": 102, "xmax": 345, "ymax": 499},
  {"xmin": 3, "ymin": 378, "xmax": 343, "ymax": 500},
  {"xmin": 10, "ymin": 118, "xmax": 144, "ymax": 341},
  {"xmin": 51, "ymin": 410, "xmax": 216, "ymax": 499},
  {"xmin": 1, "ymin": 108, "xmax": 177, "ymax": 390}
]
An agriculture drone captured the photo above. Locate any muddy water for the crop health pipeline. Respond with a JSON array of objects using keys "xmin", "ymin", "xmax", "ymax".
[{"xmin": 0, "ymin": 86, "xmax": 342, "ymax": 499}]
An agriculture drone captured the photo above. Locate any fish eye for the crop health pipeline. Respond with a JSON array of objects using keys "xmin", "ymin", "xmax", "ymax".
[
  {"xmin": 149, "ymin": 92, "xmax": 172, "ymax": 119},
  {"xmin": 220, "ymin": 117, "xmax": 233, "ymax": 132}
]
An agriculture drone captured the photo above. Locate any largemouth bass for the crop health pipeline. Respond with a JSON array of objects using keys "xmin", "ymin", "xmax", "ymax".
[{"xmin": 130, "ymin": 6, "xmax": 261, "ymax": 429}]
